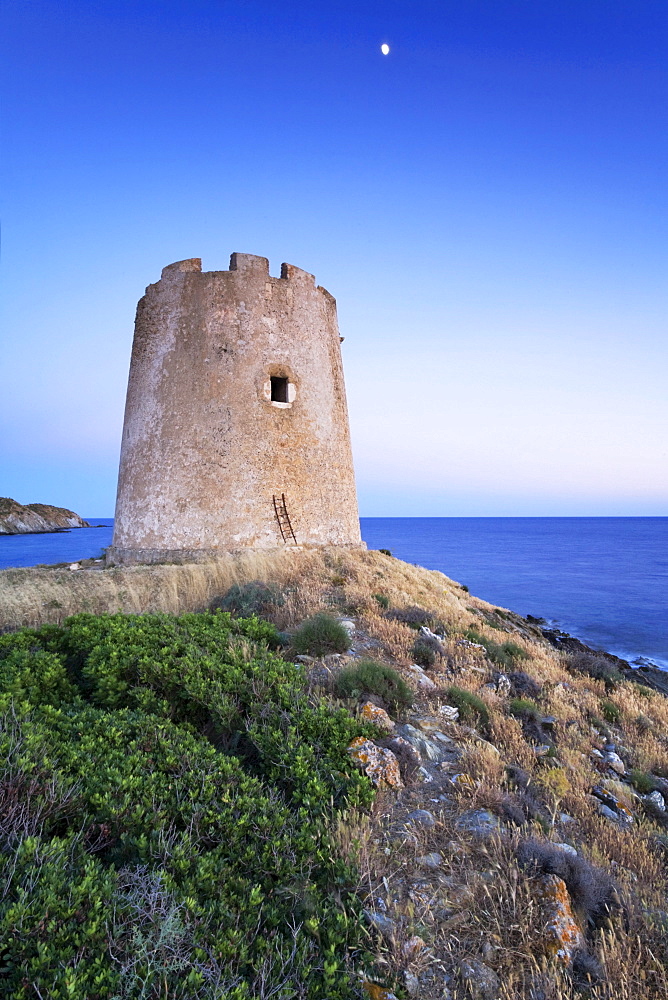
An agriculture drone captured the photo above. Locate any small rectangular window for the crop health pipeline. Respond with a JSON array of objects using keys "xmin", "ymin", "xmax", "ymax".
[{"xmin": 270, "ymin": 376, "xmax": 289, "ymax": 403}]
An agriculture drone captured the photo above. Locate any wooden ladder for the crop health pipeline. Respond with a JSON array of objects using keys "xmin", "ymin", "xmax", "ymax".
[{"xmin": 272, "ymin": 494, "xmax": 297, "ymax": 544}]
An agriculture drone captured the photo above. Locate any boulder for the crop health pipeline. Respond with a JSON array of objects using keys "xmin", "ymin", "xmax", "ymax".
[
  {"xmin": 360, "ymin": 701, "xmax": 395, "ymax": 732},
  {"xmin": 348, "ymin": 738, "xmax": 403, "ymax": 789},
  {"xmin": 395, "ymin": 724, "xmax": 450, "ymax": 763},
  {"xmin": 403, "ymin": 970, "xmax": 420, "ymax": 996},
  {"xmin": 449, "ymin": 772, "xmax": 477, "ymax": 793},
  {"xmin": 591, "ymin": 785, "xmax": 633, "ymax": 824},
  {"xmin": 552, "ymin": 842, "xmax": 577, "ymax": 857},
  {"xmin": 493, "ymin": 673, "xmax": 511, "ymax": 696},
  {"xmin": 363, "ymin": 910, "xmax": 397, "ymax": 942},
  {"xmin": 533, "ymin": 874, "xmax": 582, "ymax": 964},
  {"xmin": 439, "ymin": 704, "xmax": 460, "ymax": 722},
  {"xmin": 417, "ymin": 851, "xmax": 443, "ymax": 869},
  {"xmin": 455, "ymin": 810, "xmax": 500, "ymax": 838},
  {"xmin": 604, "ymin": 751, "xmax": 626, "ymax": 775},
  {"xmin": 647, "ymin": 790, "xmax": 666, "ymax": 812},
  {"xmin": 406, "ymin": 808, "xmax": 436, "ymax": 828},
  {"xmin": 458, "ymin": 958, "xmax": 501, "ymax": 1000},
  {"xmin": 407, "ymin": 664, "xmax": 437, "ymax": 692}
]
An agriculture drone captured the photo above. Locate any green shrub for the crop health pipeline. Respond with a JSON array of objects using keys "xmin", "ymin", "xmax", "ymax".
[
  {"xmin": 445, "ymin": 686, "xmax": 490, "ymax": 730},
  {"xmin": 292, "ymin": 613, "xmax": 351, "ymax": 656},
  {"xmin": 378, "ymin": 548, "xmax": 392, "ymax": 557},
  {"xmin": 465, "ymin": 629, "xmax": 529, "ymax": 670},
  {"xmin": 601, "ymin": 699, "xmax": 622, "ymax": 724},
  {"xmin": 568, "ymin": 652, "xmax": 623, "ymax": 689},
  {"xmin": 388, "ymin": 605, "xmax": 441, "ymax": 630},
  {"xmin": 335, "ymin": 659, "xmax": 413, "ymax": 714},
  {"xmin": 211, "ymin": 579, "xmax": 284, "ymax": 617},
  {"xmin": 412, "ymin": 638, "xmax": 437, "ymax": 668},
  {"xmin": 589, "ymin": 715, "xmax": 611, "ymax": 740},
  {"xmin": 509, "ymin": 698, "xmax": 541, "ymax": 722},
  {"xmin": 0, "ymin": 612, "xmax": 374, "ymax": 999},
  {"xmin": 460, "ymin": 584, "xmax": 469, "ymax": 593},
  {"xmin": 629, "ymin": 769, "xmax": 656, "ymax": 794},
  {"xmin": 372, "ymin": 593, "xmax": 390, "ymax": 610}
]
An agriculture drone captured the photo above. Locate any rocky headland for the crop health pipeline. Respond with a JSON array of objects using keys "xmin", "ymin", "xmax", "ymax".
[{"xmin": 0, "ymin": 496, "xmax": 90, "ymax": 534}]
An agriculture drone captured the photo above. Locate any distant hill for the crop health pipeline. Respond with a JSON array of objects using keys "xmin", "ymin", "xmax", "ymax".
[{"xmin": 0, "ymin": 497, "xmax": 90, "ymax": 534}]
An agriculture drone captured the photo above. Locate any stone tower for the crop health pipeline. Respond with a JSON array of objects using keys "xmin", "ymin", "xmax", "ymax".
[{"xmin": 108, "ymin": 253, "xmax": 363, "ymax": 564}]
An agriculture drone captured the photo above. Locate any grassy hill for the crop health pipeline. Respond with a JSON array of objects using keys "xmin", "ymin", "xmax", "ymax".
[{"xmin": 0, "ymin": 548, "xmax": 667, "ymax": 998}]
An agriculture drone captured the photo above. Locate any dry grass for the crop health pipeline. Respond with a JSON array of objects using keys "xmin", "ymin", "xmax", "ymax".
[
  {"xmin": 353, "ymin": 801, "xmax": 668, "ymax": 1000},
  {"xmin": 0, "ymin": 546, "xmax": 479, "ymax": 634},
  {"xmin": 0, "ymin": 549, "xmax": 326, "ymax": 631}
]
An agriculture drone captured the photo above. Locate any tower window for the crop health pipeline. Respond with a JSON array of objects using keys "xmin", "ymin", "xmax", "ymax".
[{"xmin": 270, "ymin": 376, "xmax": 289, "ymax": 403}]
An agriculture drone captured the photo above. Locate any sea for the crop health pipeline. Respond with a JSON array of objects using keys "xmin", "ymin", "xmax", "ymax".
[{"xmin": 1, "ymin": 516, "xmax": 666, "ymax": 671}]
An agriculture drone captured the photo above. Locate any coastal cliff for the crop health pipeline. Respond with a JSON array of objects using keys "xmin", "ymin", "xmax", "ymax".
[{"xmin": 0, "ymin": 497, "xmax": 89, "ymax": 534}]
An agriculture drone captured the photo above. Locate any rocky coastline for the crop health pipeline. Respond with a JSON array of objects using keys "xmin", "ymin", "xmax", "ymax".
[
  {"xmin": 0, "ymin": 497, "xmax": 90, "ymax": 535},
  {"xmin": 537, "ymin": 621, "xmax": 668, "ymax": 697}
]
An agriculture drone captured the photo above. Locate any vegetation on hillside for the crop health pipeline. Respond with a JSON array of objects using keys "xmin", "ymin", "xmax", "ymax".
[
  {"xmin": 1, "ymin": 548, "xmax": 668, "ymax": 998},
  {"xmin": 0, "ymin": 611, "xmax": 375, "ymax": 999}
]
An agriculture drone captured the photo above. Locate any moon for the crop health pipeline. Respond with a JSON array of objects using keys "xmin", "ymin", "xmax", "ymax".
[{"xmin": 381, "ymin": 43, "xmax": 390, "ymax": 55}]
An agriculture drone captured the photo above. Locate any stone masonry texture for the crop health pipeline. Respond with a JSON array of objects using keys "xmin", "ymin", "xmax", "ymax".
[{"xmin": 109, "ymin": 253, "xmax": 363, "ymax": 564}]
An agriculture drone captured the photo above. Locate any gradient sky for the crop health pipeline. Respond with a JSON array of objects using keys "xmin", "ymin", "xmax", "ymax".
[{"xmin": 2, "ymin": 0, "xmax": 666, "ymax": 516}]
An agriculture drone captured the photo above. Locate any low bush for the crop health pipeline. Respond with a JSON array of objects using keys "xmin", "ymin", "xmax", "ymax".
[
  {"xmin": 601, "ymin": 698, "xmax": 622, "ymax": 724},
  {"xmin": 0, "ymin": 611, "xmax": 375, "ymax": 999},
  {"xmin": 412, "ymin": 628, "xmax": 446, "ymax": 667},
  {"xmin": 445, "ymin": 685, "xmax": 490, "ymax": 730},
  {"xmin": 568, "ymin": 652, "xmax": 624, "ymax": 689},
  {"xmin": 509, "ymin": 698, "xmax": 541, "ymax": 723},
  {"xmin": 507, "ymin": 670, "xmax": 542, "ymax": 700},
  {"xmin": 387, "ymin": 605, "xmax": 441, "ymax": 630},
  {"xmin": 589, "ymin": 715, "xmax": 611, "ymax": 739},
  {"xmin": 412, "ymin": 638, "xmax": 437, "ymax": 668},
  {"xmin": 378, "ymin": 548, "xmax": 392, "ymax": 557},
  {"xmin": 465, "ymin": 629, "xmax": 529, "ymax": 670},
  {"xmin": 335, "ymin": 659, "xmax": 413, "ymax": 714},
  {"xmin": 211, "ymin": 579, "xmax": 285, "ymax": 618},
  {"xmin": 516, "ymin": 838, "xmax": 618, "ymax": 927},
  {"xmin": 372, "ymin": 593, "xmax": 390, "ymax": 610},
  {"xmin": 292, "ymin": 613, "xmax": 351, "ymax": 656},
  {"xmin": 629, "ymin": 769, "xmax": 657, "ymax": 794}
]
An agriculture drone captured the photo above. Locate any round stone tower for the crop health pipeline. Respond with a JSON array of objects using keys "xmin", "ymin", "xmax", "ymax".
[{"xmin": 108, "ymin": 253, "xmax": 364, "ymax": 564}]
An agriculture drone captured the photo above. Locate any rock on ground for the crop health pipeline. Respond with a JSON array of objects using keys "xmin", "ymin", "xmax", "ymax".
[
  {"xmin": 348, "ymin": 737, "xmax": 403, "ymax": 789},
  {"xmin": 459, "ymin": 958, "xmax": 501, "ymax": 1000},
  {"xmin": 533, "ymin": 874, "xmax": 582, "ymax": 964}
]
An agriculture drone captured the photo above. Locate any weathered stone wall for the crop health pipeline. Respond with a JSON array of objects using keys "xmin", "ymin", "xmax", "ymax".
[{"xmin": 109, "ymin": 253, "xmax": 363, "ymax": 563}]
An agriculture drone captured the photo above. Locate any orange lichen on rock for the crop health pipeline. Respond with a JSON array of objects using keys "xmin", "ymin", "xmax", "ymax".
[
  {"xmin": 534, "ymin": 874, "xmax": 582, "ymax": 964},
  {"xmin": 362, "ymin": 983, "xmax": 399, "ymax": 1000},
  {"xmin": 348, "ymin": 737, "xmax": 403, "ymax": 788},
  {"xmin": 360, "ymin": 701, "xmax": 395, "ymax": 732}
]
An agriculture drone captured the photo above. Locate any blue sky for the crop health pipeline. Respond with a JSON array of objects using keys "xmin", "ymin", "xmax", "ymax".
[{"xmin": 1, "ymin": 0, "xmax": 666, "ymax": 516}]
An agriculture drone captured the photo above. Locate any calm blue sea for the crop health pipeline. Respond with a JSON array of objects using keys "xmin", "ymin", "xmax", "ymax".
[{"xmin": 1, "ymin": 517, "xmax": 666, "ymax": 671}]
